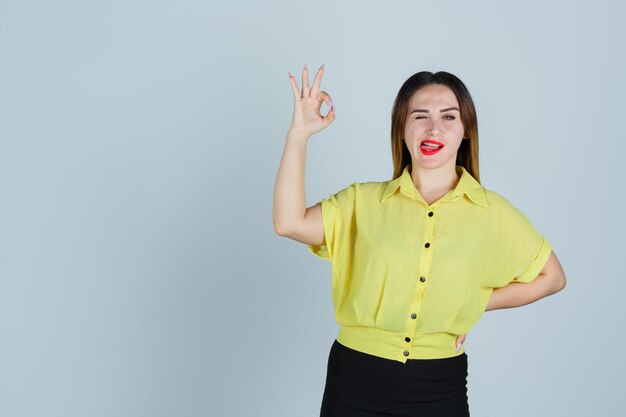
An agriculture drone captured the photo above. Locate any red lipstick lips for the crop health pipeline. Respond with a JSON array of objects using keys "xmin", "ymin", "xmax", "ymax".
[{"xmin": 420, "ymin": 139, "xmax": 444, "ymax": 155}]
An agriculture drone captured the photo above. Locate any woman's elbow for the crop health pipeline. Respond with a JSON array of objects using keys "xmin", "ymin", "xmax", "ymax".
[
  {"xmin": 557, "ymin": 273, "xmax": 567, "ymax": 291},
  {"xmin": 544, "ymin": 271, "xmax": 566, "ymax": 294}
]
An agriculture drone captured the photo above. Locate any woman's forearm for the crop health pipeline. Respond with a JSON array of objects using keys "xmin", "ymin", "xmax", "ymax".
[
  {"xmin": 485, "ymin": 273, "xmax": 562, "ymax": 311},
  {"xmin": 272, "ymin": 128, "xmax": 310, "ymax": 235}
]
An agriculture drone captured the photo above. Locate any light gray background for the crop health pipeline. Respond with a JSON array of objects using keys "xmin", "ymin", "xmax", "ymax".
[{"xmin": 0, "ymin": 1, "xmax": 622, "ymax": 416}]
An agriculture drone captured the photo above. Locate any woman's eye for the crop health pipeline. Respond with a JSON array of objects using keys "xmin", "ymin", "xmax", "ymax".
[{"xmin": 414, "ymin": 115, "xmax": 456, "ymax": 120}]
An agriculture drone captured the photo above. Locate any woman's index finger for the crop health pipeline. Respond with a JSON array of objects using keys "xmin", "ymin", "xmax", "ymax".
[{"xmin": 310, "ymin": 64, "xmax": 325, "ymax": 96}]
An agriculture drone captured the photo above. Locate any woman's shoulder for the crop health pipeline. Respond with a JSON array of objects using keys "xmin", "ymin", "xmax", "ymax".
[
  {"xmin": 482, "ymin": 188, "xmax": 511, "ymax": 208},
  {"xmin": 333, "ymin": 178, "xmax": 389, "ymax": 194},
  {"xmin": 482, "ymin": 187, "xmax": 535, "ymax": 222},
  {"xmin": 327, "ymin": 179, "xmax": 390, "ymax": 206}
]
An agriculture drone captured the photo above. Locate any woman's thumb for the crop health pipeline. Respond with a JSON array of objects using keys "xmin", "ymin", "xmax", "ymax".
[
  {"xmin": 317, "ymin": 91, "xmax": 334, "ymax": 114},
  {"xmin": 323, "ymin": 105, "xmax": 335, "ymax": 126},
  {"xmin": 456, "ymin": 334, "xmax": 467, "ymax": 353}
]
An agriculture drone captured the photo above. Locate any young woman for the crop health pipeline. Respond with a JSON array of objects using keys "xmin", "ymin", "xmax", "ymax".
[{"xmin": 273, "ymin": 64, "xmax": 567, "ymax": 417}]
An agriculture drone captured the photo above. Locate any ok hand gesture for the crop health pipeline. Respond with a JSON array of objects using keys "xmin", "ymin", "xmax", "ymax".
[{"xmin": 288, "ymin": 63, "xmax": 335, "ymax": 138}]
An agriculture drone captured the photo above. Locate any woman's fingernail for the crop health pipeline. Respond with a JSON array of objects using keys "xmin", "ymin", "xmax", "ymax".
[
  {"xmin": 320, "ymin": 63, "xmax": 325, "ymax": 71},
  {"xmin": 456, "ymin": 342, "xmax": 461, "ymax": 353}
]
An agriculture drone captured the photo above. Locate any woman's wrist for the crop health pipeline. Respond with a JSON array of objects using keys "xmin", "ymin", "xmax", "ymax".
[{"xmin": 286, "ymin": 127, "xmax": 311, "ymax": 143}]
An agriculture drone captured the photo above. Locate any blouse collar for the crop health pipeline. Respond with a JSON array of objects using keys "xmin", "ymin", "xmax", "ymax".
[{"xmin": 380, "ymin": 164, "xmax": 488, "ymax": 207}]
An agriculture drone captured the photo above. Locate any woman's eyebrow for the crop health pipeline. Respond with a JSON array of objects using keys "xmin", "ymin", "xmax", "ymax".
[{"xmin": 409, "ymin": 107, "xmax": 460, "ymax": 114}]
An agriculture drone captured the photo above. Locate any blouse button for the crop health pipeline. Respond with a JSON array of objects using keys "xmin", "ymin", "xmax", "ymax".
[
  {"xmin": 403, "ymin": 350, "xmax": 409, "ymax": 357},
  {"xmin": 405, "ymin": 337, "xmax": 411, "ymax": 342},
  {"xmin": 420, "ymin": 276, "xmax": 426, "ymax": 282},
  {"xmin": 411, "ymin": 313, "xmax": 417, "ymax": 319},
  {"xmin": 428, "ymin": 211, "xmax": 433, "ymax": 217},
  {"xmin": 424, "ymin": 242, "xmax": 430, "ymax": 248}
]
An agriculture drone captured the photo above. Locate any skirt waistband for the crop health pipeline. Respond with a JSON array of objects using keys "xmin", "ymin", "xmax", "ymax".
[{"xmin": 321, "ymin": 339, "xmax": 470, "ymax": 416}]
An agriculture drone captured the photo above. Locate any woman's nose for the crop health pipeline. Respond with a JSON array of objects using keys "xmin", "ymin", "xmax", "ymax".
[
  {"xmin": 428, "ymin": 126, "xmax": 441, "ymax": 135},
  {"xmin": 427, "ymin": 120, "xmax": 442, "ymax": 134}
]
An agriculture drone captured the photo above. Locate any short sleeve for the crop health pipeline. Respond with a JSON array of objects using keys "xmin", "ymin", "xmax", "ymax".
[
  {"xmin": 307, "ymin": 182, "xmax": 357, "ymax": 262},
  {"xmin": 489, "ymin": 199, "xmax": 553, "ymax": 287}
]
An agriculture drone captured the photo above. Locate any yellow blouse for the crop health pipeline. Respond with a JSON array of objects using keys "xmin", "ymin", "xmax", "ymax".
[{"xmin": 308, "ymin": 164, "xmax": 552, "ymax": 363}]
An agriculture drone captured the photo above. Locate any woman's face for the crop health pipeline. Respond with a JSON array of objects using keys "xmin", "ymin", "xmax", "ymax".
[{"xmin": 403, "ymin": 84, "xmax": 465, "ymax": 170}]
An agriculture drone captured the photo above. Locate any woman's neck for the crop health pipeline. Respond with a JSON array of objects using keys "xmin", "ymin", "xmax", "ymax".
[{"xmin": 409, "ymin": 162, "xmax": 460, "ymax": 199}]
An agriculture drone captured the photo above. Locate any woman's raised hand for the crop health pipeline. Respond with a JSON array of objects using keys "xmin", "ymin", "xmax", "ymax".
[{"xmin": 288, "ymin": 63, "xmax": 335, "ymax": 138}]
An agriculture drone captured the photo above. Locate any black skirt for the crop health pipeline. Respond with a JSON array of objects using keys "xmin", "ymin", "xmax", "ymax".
[{"xmin": 320, "ymin": 339, "xmax": 470, "ymax": 417}]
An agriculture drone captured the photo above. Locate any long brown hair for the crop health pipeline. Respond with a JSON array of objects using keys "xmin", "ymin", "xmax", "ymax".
[{"xmin": 390, "ymin": 71, "xmax": 481, "ymax": 183}]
